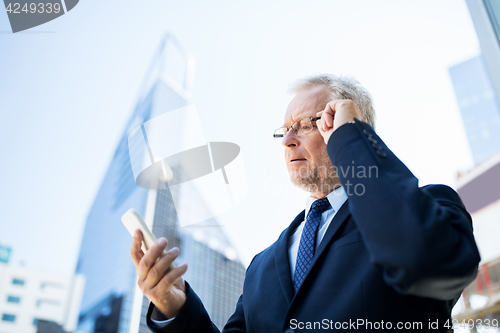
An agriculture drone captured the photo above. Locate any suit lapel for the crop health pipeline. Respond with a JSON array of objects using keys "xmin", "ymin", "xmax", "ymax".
[{"xmin": 275, "ymin": 210, "xmax": 305, "ymax": 304}]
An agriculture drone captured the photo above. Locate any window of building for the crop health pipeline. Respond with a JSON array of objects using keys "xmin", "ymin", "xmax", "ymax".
[
  {"xmin": 1, "ymin": 314, "xmax": 16, "ymax": 322},
  {"xmin": 40, "ymin": 281, "xmax": 64, "ymax": 290},
  {"xmin": 485, "ymin": 0, "xmax": 500, "ymax": 44},
  {"xmin": 6, "ymin": 296, "xmax": 20, "ymax": 304},
  {"xmin": 11, "ymin": 278, "xmax": 24, "ymax": 286},
  {"xmin": 36, "ymin": 299, "xmax": 60, "ymax": 307}
]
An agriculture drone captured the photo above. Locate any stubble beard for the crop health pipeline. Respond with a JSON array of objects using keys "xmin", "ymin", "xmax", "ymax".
[{"xmin": 289, "ymin": 152, "xmax": 340, "ymax": 195}]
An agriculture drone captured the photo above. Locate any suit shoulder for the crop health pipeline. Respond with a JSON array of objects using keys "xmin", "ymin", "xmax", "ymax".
[{"xmin": 248, "ymin": 240, "xmax": 278, "ymax": 268}]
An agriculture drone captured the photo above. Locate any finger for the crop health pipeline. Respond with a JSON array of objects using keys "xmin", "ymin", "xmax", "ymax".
[
  {"xmin": 320, "ymin": 102, "xmax": 332, "ymax": 129},
  {"xmin": 318, "ymin": 117, "xmax": 326, "ymax": 132},
  {"xmin": 144, "ymin": 247, "xmax": 180, "ymax": 290},
  {"xmin": 324, "ymin": 102, "xmax": 336, "ymax": 128},
  {"xmin": 153, "ymin": 263, "xmax": 188, "ymax": 294},
  {"xmin": 325, "ymin": 112, "xmax": 334, "ymax": 128},
  {"xmin": 138, "ymin": 238, "xmax": 167, "ymax": 282},
  {"xmin": 130, "ymin": 230, "xmax": 144, "ymax": 268},
  {"xmin": 320, "ymin": 110, "xmax": 331, "ymax": 131},
  {"xmin": 321, "ymin": 117, "xmax": 328, "ymax": 132}
]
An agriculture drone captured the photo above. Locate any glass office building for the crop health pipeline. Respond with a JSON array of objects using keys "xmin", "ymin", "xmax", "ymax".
[
  {"xmin": 76, "ymin": 35, "xmax": 245, "ymax": 333},
  {"xmin": 466, "ymin": 0, "xmax": 500, "ymax": 108},
  {"xmin": 449, "ymin": 55, "xmax": 500, "ymax": 165},
  {"xmin": 483, "ymin": 0, "xmax": 500, "ymax": 42}
]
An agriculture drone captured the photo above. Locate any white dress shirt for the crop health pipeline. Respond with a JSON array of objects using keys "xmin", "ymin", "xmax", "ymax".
[{"xmin": 151, "ymin": 186, "xmax": 348, "ymax": 327}]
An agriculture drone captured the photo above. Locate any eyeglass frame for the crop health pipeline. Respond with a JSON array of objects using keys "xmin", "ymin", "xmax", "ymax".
[{"xmin": 273, "ymin": 116, "xmax": 322, "ymax": 140}]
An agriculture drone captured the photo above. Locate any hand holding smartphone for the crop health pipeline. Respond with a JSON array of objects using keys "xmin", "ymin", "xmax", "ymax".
[{"xmin": 122, "ymin": 208, "xmax": 176, "ymax": 269}]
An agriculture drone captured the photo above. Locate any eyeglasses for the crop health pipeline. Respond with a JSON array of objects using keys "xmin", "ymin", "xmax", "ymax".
[{"xmin": 273, "ymin": 116, "xmax": 321, "ymax": 141}]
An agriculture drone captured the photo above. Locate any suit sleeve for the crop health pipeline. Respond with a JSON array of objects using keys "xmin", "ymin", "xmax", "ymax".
[
  {"xmin": 146, "ymin": 281, "xmax": 246, "ymax": 333},
  {"xmin": 326, "ymin": 119, "xmax": 481, "ymax": 300}
]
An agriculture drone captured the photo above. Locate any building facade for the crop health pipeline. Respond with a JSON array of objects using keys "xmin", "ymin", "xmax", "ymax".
[
  {"xmin": 75, "ymin": 34, "xmax": 245, "ymax": 333},
  {"xmin": 450, "ymin": 3, "xmax": 500, "ymax": 328},
  {"xmin": 449, "ymin": 55, "xmax": 500, "ymax": 165},
  {"xmin": 452, "ymin": 154, "xmax": 500, "ymax": 331},
  {"xmin": 466, "ymin": 0, "xmax": 500, "ymax": 102},
  {"xmin": 0, "ymin": 262, "xmax": 84, "ymax": 333}
]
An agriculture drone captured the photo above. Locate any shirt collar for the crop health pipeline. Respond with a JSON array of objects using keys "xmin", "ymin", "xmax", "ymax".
[{"xmin": 305, "ymin": 186, "xmax": 348, "ymax": 218}]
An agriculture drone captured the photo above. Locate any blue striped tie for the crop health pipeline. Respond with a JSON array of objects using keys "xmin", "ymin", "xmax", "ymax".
[{"xmin": 293, "ymin": 197, "xmax": 331, "ymax": 293}]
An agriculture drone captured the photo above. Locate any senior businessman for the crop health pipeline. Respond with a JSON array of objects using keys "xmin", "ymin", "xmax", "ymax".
[{"xmin": 130, "ymin": 74, "xmax": 480, "ymax": 332}]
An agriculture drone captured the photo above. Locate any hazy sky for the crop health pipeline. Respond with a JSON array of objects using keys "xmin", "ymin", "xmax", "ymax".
[{"xmin": 0, "ymin": 0, "xmax": 480, "ymax": 275}]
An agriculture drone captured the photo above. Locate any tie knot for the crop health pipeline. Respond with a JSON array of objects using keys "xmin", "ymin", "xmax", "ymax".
[{"xmin": 309, "ymin": 197, "xmax": 331, "ymax": 217}]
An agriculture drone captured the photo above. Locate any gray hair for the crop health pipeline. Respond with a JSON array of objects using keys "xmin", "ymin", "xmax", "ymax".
[{"xmin": 288, "ymin": 74, "xmax": 376, "ymax": 128}]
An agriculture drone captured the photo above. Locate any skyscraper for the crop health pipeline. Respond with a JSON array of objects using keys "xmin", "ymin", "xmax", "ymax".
[
  {"xmin": 76, "ymin": 34, "xmax": 245, "ymax": 333},
  {"xmin": 449, "ymin": 1, "xmax": 500, "ymax": 324},
  {"xmin": 449, "ymin": 55, "xmax": 500, "ymax": 165},
  {"xmin": 466, "ymin": 0, "xmax": 500, "ymax": 101}
]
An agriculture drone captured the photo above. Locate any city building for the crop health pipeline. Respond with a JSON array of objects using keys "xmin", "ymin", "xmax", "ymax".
[
  {"xmin": 75, "ymin": 34, "xmax": 245, "ymax": 333},
  {"xmin": 466, "ymin": 0, "xmax": 500, "ymax": 102},
  {"xmin": 0, "ymin": 262, "xmax": 84, "ymax": 333},
  {"xmin": 449, "ymin": 55, "xmax": 500, "ymax": 165},
  {"xmin": 452, "ymin": 154, "xmax": 500, "ymax": 330},
  {"xmin": 450, "ymin": 3, "xmax": 500, "ymax": 329}
]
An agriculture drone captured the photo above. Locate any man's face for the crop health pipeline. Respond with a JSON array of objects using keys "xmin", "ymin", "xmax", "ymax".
[{"xmin": 282, "ymin": 85, "xmax": 339, "ymax": 197}]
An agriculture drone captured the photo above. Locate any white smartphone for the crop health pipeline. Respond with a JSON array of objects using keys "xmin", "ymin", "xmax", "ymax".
[{"xmin": 121, "ymin": 208, "xmax": 176, "ymax": 268}]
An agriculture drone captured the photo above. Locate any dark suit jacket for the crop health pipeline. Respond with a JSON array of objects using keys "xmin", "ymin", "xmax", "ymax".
[{"xmin": 147, "ymin": 119, "xmax": 480, "ymax": 332}]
